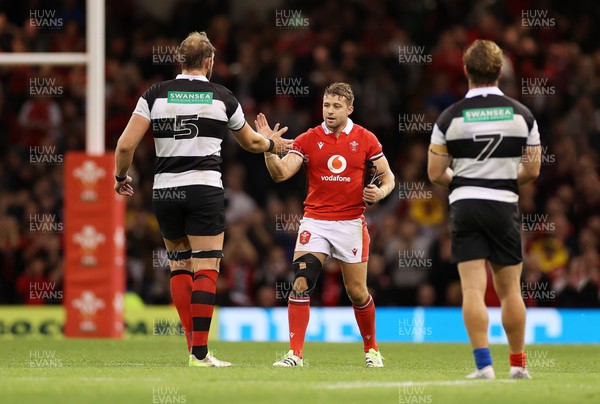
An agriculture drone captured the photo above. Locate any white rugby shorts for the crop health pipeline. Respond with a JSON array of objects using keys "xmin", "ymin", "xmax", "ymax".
[{"xmin": 294, "ymin": 217, "xmax": 370, "ymax": 263}]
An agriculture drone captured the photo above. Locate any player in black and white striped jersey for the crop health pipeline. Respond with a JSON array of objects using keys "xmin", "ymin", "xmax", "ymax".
[
  {"xmin": 113, "ymin": 32, "xmax": 291, "ymax": 367},
  {"xmin": 428, "ymin": 40, "xmax": 541, "ymax": 380}
]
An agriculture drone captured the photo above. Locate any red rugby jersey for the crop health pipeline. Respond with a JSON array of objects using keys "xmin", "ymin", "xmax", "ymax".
[{"xmin": 289, "ymin": 119, "xmax": 383, "ymax": 221}]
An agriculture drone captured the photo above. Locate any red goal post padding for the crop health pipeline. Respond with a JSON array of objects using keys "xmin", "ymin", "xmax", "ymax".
[{"xmin": 63, "ymin": 152, "xmax": 125, "ymax": 338}]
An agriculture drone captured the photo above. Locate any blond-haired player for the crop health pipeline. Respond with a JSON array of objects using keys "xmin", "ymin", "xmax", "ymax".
[{"xmin": 257, "ymin": 83, "xmax": 395, "ymax": 367}]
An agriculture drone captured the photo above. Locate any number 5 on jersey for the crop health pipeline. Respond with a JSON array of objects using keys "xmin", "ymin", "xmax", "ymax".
[{"xmin": 173, "ymin": 114, "xmax": 200, "ymax": 140}]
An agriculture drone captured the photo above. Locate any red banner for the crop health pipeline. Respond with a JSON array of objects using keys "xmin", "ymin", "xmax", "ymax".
[{"xmin": 63, "ymin": 152, "xmax": 125, "ymax": 338}]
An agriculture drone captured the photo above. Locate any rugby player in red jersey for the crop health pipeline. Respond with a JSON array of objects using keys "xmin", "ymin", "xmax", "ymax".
[{"xmin": 257, "ymin": 82, "xmax": 395, "ymax": 367}]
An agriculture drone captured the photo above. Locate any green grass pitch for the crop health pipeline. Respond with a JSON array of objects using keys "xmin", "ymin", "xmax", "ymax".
[{"xmin": 1, "ymin": 339, "xmax": 599, "ymax": 403}]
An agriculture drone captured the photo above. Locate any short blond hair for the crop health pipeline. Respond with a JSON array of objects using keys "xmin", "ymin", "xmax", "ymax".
[
  {"xmin": 324, "ymin": 82, "xmax": 354, "ymax": 106},
  {"xmin": 463, "ymin": 40, "xmax": 503, "ymax": 85},
  {"xmin": 177, "ymin": 31, "xmax": 216, "ymax": 70}
]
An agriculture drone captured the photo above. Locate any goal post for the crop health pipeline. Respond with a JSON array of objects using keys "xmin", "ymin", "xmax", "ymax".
[
  {"xmin": 86, "ymin": 0, "xmax": 105, "ymax": 155},
  {"xmin": 0, "ymin": 0, "xmax": 126, "ymax": 338}
]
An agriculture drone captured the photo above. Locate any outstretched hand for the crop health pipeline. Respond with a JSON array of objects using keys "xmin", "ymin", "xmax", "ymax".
[{"xmin": 255, "ymin": 113, "xmax": 293, "ymax": 154}]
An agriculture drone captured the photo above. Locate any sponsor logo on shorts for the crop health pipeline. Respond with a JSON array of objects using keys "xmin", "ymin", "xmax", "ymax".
[
  {"xmin": 299, "ymin": 230, "xmax": 311, "ymax": 245},
  {"xmin": 352, "ymin": 248, "xmax": 358, "ymax": 256}
]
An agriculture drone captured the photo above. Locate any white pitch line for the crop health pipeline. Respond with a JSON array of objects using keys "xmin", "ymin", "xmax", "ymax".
[{"xmin": 321, "ymin": 380, "xmax": 516, "ymax": 389}]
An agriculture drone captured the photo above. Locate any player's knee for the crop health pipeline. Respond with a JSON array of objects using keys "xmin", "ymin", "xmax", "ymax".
[
  {"xmin": 461, "ymin": 285, "xmax": 486, "ymax": 297},
  {"xmin": 293, "ymin": 277, "xmax": 308, "ymax": 293},
  {"xmin": 292, "ymin": 254, "xmax": 322, "ymax": 297},
  {"xmin": 497, "ymin": 287, "xmax": 523, "ymax": 301},
  {"xmin": 190, "ymin": 250, "xmax": 223, "ymax": 271},
  {"xmin": 345, "ymin": 283, "xmax": 368, "ymax": 304}
]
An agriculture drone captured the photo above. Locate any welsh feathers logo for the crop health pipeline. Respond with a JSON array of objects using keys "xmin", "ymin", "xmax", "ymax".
[
  {"xmin": 73, "ymin": 225, "xmax": 106, "ymax": 266},
  {"xmin": 327, "ymin": 155, "xmax": 347, "ymax": 174},
  {"xmin": 299, "ymin": 230, "xmax": 311, "ymax": 245},
  {"xmin": 72, "ymin": 290, "xmax": 105, "ymax": 332},
  {"xmin": 73, "ymin": 160, "xmax": 105, "ymax": 201}
]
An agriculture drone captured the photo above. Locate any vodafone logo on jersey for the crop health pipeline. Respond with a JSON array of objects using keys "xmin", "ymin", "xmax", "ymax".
[
  {"xmin": 322, "ymin": 155, "xmax": 351, "ymax": 182},
  {"xmin": 327, "ymin": 155, "xmax": 347, "ymax": 174}
]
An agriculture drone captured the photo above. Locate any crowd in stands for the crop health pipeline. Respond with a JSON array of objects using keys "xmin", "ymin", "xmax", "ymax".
[{"xmin": 0, "ymin": 0, "xmax": 598, "ymax": 308}]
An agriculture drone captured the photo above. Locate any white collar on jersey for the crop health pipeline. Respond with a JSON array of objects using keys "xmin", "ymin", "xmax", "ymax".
[
  {"xmin": 321, "ymin": 118, "xmax": 354, "ymax": 135},
  {"xmin": 465, "ymin": 86, "xmax": 504, "ymax": 98},
  {"xmin": 176, "ymin": 74, "xmax": 209, "ymax": 82}
]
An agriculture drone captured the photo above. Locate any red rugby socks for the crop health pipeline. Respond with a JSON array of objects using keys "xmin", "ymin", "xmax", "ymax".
[
  {"xmin": 190, "ymin": 269, "xmax": 218, "ymax": 359},
  {"xmin": 288, "ymin": 293, "xmax": 310, "ymax": 358},
  {"xmin": 353, "ymin": 295, "xmax": 378, "ymax": 353}
]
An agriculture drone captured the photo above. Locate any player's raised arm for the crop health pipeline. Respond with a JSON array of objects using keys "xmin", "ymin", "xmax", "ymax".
[
  {"xmin": 230, "ymin": 121, "xmax": 291, "ymax": 154},
  {"xmin": 255, "ymin": 113, "xmax": 303, "ymax": 182}
]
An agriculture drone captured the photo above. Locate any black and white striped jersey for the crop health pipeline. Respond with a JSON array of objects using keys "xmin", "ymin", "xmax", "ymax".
[
  {"xmin": 133, "ymin": 74, "xmax": 246, "ymax": 189},
  {"xmin": 430, "ymin": 87, "xmax": 540, "ymax": 204}
]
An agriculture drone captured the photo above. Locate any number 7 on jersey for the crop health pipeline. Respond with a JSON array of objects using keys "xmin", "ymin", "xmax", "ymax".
[{"xmin": 473, "ymin": 133, "xmax": 502, "ymax": 162}]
